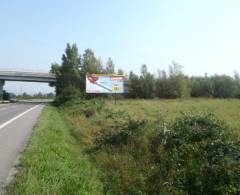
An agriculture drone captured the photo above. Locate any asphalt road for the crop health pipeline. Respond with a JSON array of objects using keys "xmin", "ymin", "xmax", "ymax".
[{"xmin": 0, "ymin": 103, "xmax": 44, "ymax": 191}]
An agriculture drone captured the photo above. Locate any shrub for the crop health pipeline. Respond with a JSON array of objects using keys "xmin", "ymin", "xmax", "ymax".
[
  {"xmin": 95, "ymin": 118, "xmax": 146, "ymax": 148},
  {"xmin": 2, "ymin": 90, "xmax": 10, "ymax": 100},
  {"xmin": 147, "ymin": 112, "xmax": 240, "ymax": 195},
  {"xmin": 63, "ymin": 99, "xmax": 105, "ymax": 118},
  {"xmin": 95, "ymin": 112, "xmax": 240, "ymax": 194},
  {"xmin": 54, "ymin": 86, "xmax": 82, "ymax": 106}
]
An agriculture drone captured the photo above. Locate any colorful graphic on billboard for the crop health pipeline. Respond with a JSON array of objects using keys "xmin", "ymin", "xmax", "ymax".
[{"xmin": 86, "ymin": 74, "xmax": 124, "ymax": 94}]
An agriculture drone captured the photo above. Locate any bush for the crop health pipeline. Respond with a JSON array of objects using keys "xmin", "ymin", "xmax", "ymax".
[
  {"xmin": 148, "ymin": 113, "xmax": 240, "ymax": 194},
  {"xmin": 95, "ymin": 118, "xmax": 146, "ymax": 148},
  {"xmin": 94, "ymin": 112, "xmax": 240, "ymax": 194},
  {"xmin": 2, "ymin": 90, "xmax": 10, "ymax": 100},
  {"xmin": 63, "ymin": 99, "xmax": 105, "ymax": 118},
  {"xmin": 54, "ymin": 86, "xmax": 82, "ymax": 106}
]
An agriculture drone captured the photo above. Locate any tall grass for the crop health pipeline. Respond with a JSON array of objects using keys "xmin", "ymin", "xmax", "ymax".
[
  {"xmin": 63, "ymin": 98, "xmax": 240, "ymax": 194},
  {"xmin": 6, "ymin": 106, "xmax": 103, "ymax": 195}
]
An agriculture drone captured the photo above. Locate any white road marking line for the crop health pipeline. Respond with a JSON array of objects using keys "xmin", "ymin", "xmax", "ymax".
[{"xmin": 0, "ymin": 105, "xmax": 40, "ymax": 131}]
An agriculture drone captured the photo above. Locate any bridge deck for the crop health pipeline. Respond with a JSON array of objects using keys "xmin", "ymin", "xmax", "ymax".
[{"xmin": 0, "ymin": 71, "xmax": 56, "ymax": 83}]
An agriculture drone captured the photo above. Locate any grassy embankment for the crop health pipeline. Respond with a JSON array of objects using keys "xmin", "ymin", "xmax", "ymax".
[
  {"xmin": 6, "ymin": 106, "xmax": 103, "ymax": 195},
  {"xmin": 62, "ymin": 98, "xmax": 240, "ymax": 194}
]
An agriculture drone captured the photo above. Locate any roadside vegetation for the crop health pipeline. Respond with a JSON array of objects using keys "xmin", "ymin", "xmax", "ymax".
[
  {"xmin": 6, "ymin": 106, "xmax": 103, "ymax": 195},
  {"xmin": 6, "ymin": 99, "xmax": 240, "ymax": 194},
  {"xmin": 61, "ymin": 98, "xmax": 240, "ymax": 194}
]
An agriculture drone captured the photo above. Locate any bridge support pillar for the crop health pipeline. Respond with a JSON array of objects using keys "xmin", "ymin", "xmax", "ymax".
[{"xmin": 0, "ymin": 80, "xmax": 5, "ymax": 99}]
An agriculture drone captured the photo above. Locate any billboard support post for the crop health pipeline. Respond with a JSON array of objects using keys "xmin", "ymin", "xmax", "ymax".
[{"xmin": 114, "ymin": 93, "xmax": 117, "ymax": 105}]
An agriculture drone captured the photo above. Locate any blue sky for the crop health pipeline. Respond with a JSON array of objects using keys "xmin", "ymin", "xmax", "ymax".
[{"xmin": 1, "ymin": 0, "xmax": 240, "ymax": 94}]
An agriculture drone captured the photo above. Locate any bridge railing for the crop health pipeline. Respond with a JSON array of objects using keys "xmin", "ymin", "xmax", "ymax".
[{"xmin": 0, "ymin": 71, "xmax": 56, "ymax": 78}]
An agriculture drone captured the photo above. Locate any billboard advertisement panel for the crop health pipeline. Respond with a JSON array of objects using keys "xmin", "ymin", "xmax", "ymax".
[{"xmin": 86, "ymin": 74, "xmax": 124, "ymax": 94}]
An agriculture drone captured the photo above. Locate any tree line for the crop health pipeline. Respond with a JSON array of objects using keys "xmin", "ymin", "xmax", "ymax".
[
  {"xmin": 127, "ymin": 62, "xmax": 240, "ymax": 99},
  {"xmin": 1, "ymin": 91, "xmax": 55, "ymax": 101},
  {"xmin": 51, "ymin": 43, "xmax": 240, "ymax": 103}
]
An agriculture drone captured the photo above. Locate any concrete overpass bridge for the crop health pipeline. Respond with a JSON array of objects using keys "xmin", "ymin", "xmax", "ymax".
[{"xmin": 0, "ymin": 71, "xmax": 56, "ymax": 95}]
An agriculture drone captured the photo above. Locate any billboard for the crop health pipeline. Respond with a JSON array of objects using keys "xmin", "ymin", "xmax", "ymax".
[{"xmin": 86, "ymin": 74, "xmax": 124, "ymax": 94}]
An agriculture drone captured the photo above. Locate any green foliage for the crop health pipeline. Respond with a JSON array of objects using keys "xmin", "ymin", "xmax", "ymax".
[
  {"xmin": 50, "ymin": 43, "xmax": 81, "ymax": 97},
  {"xmin": 148, "ymin": 113, "xmax": 240, "ymax": 194},
  {"xmin": 60, "ymin": 44, "xmax": 81, "ymax": 91},
  {"xmin": 2, "ymin": 90, "xmax": 10, "ymax": 100},
  {"xmin": 191, "ymin": 74, "xmax": 240, "ymax": 98},
  {"xmin": 49, "ymin": 63, "xmax": 61, "ymax": 94},
  {"xmin": 105, "ymin": 57, "xmax": 115, "ymax": 74},
  {"xmin": 54, "ymin": 86, "xmax": 82, "ymax": 106},
  {"xmin": 17, "ymin": 92, "xmax": 54, "ymax": 100},
  {"xmin": 127, "ymin": 71, "xmax": 141, "ymax": 98},
  {"xmin": 139, "ymin": 64, "xmax": 155, "ymax": 98},
  {"xmin": 126, "ymin": 61, "xmax": 240, "ymax": 99},
  {"xmin": 63, "ymin": 99, "xmax": 105, "ymax": 118},
  {"xmin": 211, "ymin": 75, "xmax": 238, "ymax": 98},
  {"xmin": 156, "ymin": 62, "xmax": 190, "ymax": 98},
  {"xmin": 191, "ymin": 76, "xmax": 214, "ymax": 97},
  {"xmin": 81, "ymin": 49, "xmax": 101, "ymax": 75},
  {"xmin": 96, "ymin": 118, "xmax": 146, "ymax": 147},
  {"xmin": 96, "ymin": 111, "xmax": 240, "ymax": 194},
  {"xmin": 79, "ymin": 100, "xmax": 105, "ymax": 118},
  {"xmin": 127, "ymin": 65, "xmax": 155, "ymax": 98}
]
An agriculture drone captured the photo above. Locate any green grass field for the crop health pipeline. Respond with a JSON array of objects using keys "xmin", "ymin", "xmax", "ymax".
[
  {"xmin": 107, "ymin": 98, "xmax": 240, "ymax": 134},
  {"xmin": 6, "ymin": 98, "xmax": 240, "ymax": 194}
]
